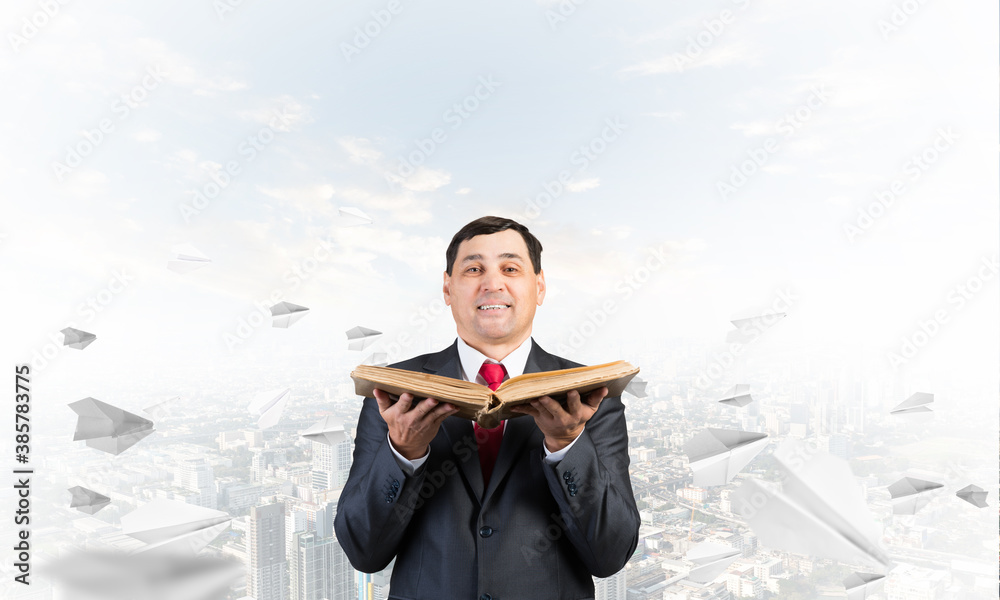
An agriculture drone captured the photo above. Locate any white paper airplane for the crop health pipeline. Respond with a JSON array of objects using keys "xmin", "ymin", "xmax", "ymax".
[
  {"xmin": 122, "ymin": 499, "xmax": 232, "ymax": 555},
  {"xmin": 69, "ymin": 397, "xmax": 155, "ymax": 455},
  {"xmin": 346, "ymin": 326, "xmax": 382, "ymax": 351},
  {"xmin": 42, "ymin": 550, "xmax": 243, "ymax": 600},
  {"xmin": 270, "ymin": 301, "xmax": 309, "ymax": 328},
  {"xmin": 167, "ymin": 244, "xmax": 212, "ymax": 274},
  {"xmin": 338, "ymin": 206, "xmax": 373, "ymax": 226},
  {"xmin": 625, "ymin": 377, "xmax": 648, "ymax": 398},
  {"xmin": 844, "ymin": 572, "xmax": 885, "ymax": 600},
  {"xmin": 684, "ymin": 428, "xmax": 768, "ymax": 487},
  {"xmin": 890, "ymin": 392, "xmax": 933, "ymax": 415},
  {"xmin": 301, "ymin": 416, "xmax": 349, "ymax": 445},
  {"xmin": 143, "ymin": 396, "xmax": 180, "ymax": 420},
  {"xmin": 726, "ymin": 312, "xmax": 785, "ymax": 343},
  {"xmin": 719, "ymin": 384, "xmax": 753, "ymax": 408},
  {"xmin": 889, "ymin": 477, "xmax": 943, "ymax": 515},
  {"xmin": 685, "ymin": 541, "xmax": 741, "ymax": 583},
  {"xmin": 362, "ymin": 352, "xmax": 389, "ymax": 367},
  {"xmin": 248, "ymin": 388, "xmax": 291, "ymax": 429},
  {"xmin": 68, "ymin": 486, "xmax": 111, "ymax": 515},
  {"xmin": 732, "ymin": 438, "xmax": 890, "ymax": 568},
  {"xmin": 61, "ymin": 327, "xmax": 97, "ymax": 350},
  {"xmin": 955, "ymin": 484, "xmax": 989, "ymax": 508}
]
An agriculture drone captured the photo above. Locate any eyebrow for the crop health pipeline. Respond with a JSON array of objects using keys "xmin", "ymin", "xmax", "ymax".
[{"xmin": 460, "ymin": 252, "xmax": 525, "ymax": 264}]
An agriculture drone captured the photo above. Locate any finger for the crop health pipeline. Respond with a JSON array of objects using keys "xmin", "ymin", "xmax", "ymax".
[
  {"xmin": 373, "ymin": 389, "xmax": 392, "ymax": 413},
  {"xmin": 585, "ymin": 386, "xmax": 609, "ymax": 409},
  {"xmin": 395, "ymin": 392, "xmax": 415, "ymax": 413},
  {"xmin": 565, "ymin": 389, "xmax": 582, "ymax": 415},
  {"xmin": 430, "ymin": 403, "xmax": 458, "ymax": 425},
  {"xmin": 536, "ymin": 396, "xmax": 565, "ymax": 418},
  {"xmin": 413, "ymin": 397, "xmax": 439, "ymax": 419},
  {"xmin": 512, "ymin": 404, "xmax": 539, "ymax": 418}
]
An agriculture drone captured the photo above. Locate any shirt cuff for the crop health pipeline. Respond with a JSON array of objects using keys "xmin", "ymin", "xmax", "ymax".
[
  {"xmin": 543, "ymin": 429, "xmax": 583, "ymax": 464},
  {"xmin": 387, "ymin": 433, "xmax": 430, "ymax": 476}
]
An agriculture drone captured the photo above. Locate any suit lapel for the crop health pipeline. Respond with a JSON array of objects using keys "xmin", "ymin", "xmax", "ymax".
[{"xmin": 426, "ymin": 342, "xmax": 486, "ymax": 502}]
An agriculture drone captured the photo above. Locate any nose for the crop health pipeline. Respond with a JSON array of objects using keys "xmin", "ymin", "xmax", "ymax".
[{"xmin": 480, "ymin": 267, "xmax": 506, "ymax": 293}]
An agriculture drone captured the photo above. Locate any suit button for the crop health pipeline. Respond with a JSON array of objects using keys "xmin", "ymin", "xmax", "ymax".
[
  {"xmin": 391, "ymin": 480, "xmax": 400, "ymax": 490},
  {"xmin": 568, "ymin": 483, "xmax": 577, "ymax": 493},
  {"xmin": 569, "ymin": 490, "xmax": 577, "ymax": 497},
  {"xmin": 385, "ymin": 494, "xmax": 393, "ymax": 503},
  {"xmin": 563, "ymin": 472, "xmax": 571, "ymax": 480},
  {"xmin": 480, "ymin": 594, "xmax": 492, "ymax": 600},
  {"xmin": 479, "ymin": 526, "xmax": 493, "ymax": 538}
]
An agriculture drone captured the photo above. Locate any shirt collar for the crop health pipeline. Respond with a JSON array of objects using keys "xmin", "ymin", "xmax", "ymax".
[{"xmin": 455, "ymin": 335, "xmax": 533, "ymax": 384}]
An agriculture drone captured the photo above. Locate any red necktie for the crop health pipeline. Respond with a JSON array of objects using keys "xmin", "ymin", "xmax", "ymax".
[{"xmin": 475, "ymin": 361, "xmax": 507, "ymax": 487}]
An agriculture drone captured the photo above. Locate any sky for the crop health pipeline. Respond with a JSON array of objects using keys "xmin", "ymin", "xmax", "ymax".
[{"xmin": 0, "ymin": 0, "xmax": 996, "ymax": 400}]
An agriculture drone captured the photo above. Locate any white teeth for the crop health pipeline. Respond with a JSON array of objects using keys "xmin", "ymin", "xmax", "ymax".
[{"xmin": 478, "ymin": 305, "xmax": 508, "ymax": 310}]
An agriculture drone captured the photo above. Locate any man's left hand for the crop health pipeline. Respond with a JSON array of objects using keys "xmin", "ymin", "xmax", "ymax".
[{"xmin": 511, "ymin": 386, "xmax": 609, "ymax": 452}]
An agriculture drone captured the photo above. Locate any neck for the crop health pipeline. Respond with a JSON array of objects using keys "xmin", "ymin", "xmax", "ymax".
[{"xmin": 463, "ymin": 332, "xmax": 531, "ymax": 362}]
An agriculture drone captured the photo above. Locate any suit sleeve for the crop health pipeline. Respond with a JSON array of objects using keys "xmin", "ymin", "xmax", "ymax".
[
  {"xmin": 541, "ymin": 394, "xmax": 640, "ymax": 577},
  {"xmin": 334, "ymin": 396, "xmax": 428, "ymax": 573}
]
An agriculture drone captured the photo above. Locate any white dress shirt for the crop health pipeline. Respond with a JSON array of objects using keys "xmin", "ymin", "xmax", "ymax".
[{"xmin": 388, "ymin": 336, "xmax": 582, "ymax": 475}]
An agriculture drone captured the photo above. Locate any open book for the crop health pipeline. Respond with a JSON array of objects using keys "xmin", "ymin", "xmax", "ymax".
[{"xmin": 351, "ymin": 360, "xmax": 640, "ymax": 428}]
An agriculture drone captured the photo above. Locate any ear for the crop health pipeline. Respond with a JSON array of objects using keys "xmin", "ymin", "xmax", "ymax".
[
  {"xmin": 442, "ymin": 271, "xmax": 452, "ymax": 306},
  {"xmin": 536, "ymin": 269, "xmax": 545, "ymax": 305}
]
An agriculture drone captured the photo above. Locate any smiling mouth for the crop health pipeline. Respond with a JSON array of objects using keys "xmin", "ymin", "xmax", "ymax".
[{"xmin": 477, "ymin": 304, "xmax": 510, "ymax": 311}]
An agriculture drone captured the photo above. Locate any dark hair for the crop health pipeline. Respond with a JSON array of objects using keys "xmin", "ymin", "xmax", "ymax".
[{"xmin": 445, "ymin": 216, "xmax": 543, "ymax": 276}]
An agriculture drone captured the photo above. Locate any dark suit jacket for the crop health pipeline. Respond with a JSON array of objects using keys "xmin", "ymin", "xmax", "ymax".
[{"xmin": 334, "ymin": 339, "xmax": 640, "ymax": 600}]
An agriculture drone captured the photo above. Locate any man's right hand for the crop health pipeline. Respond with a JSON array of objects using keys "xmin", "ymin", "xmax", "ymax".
[{"xmin": 373, "ymin": 389, "xmax": 458, "ymax": 460}]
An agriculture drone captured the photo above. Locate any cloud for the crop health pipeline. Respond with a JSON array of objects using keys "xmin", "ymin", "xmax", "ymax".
[
  {"xmin": 567, "ymin": 177, "xmax": 600, "ymax": 193},
  {"xmin": 338, "ymin": 137, "xmax": 383, "ymax": 167},
  {"xmin": 400, "ymin": 167, "xmax": 451, "ymax": 192}
]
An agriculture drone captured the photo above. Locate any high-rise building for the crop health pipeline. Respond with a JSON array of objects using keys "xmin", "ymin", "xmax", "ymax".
[
  {"xmin": 248, "ymin": 503, "xmax": 288, "ymax": 600},
  {"xmin": 175, "ymin": 458, "xmax": 216, "ymax": 509},
  {"xmin": 311, "ymin": 429, "xmax": 352, "ymax": 492},
  {"xmin": 594, "ymin": 568, "xmax": 627, "ymax": 600}
]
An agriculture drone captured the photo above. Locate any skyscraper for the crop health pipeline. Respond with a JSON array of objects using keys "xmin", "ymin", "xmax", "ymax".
[{"xmin": 248, "ymin": 502, "xmax": 288, "ymax": 600}]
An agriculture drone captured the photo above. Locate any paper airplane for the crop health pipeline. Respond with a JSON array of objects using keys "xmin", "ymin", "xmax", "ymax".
[
  {"xmin": 726, "ymin": 312, "xmax": 785, "ymax": 343},
  {"xmin": 61, "ymin": 327, "xmax": 97, "ymax": 350},
  {"xmin": 685, "ymin": 541, "xmax": 741, "ymax": 583},
  {"xmin": 270, "ymin": 301, "xmax": 309, "ymax": 328},
  {"xmin": 890, "ymin": 392, "xmax": 933, "ymax": 415},
  {"xmin": 338, "ymin": 206, "xmax": 373, "ymax": 226},
  {"xmin": 346, "ymin": 326, "xmax": 382, "ymax": 351},
  {"xmin": 844, "ymin": 572, "xmax": 885, "ymax": 600},
  {"xmin": 68, "ymin": 486, "xmax": 111, "ymax": 515},
  {"xmin": 42, "ymin": 550, "xmax": 243, "ymax": 600},
  {"xmin": 69, "ymin": 397, "xmax": 155, "ymax": 455},
  {"xmin": 301, "ymin": 416, "xmax": 349, "ymax": 445},
  {"xmin": 248, "ymin": 388, "xmax": 291, "ymax": 429},
  {"xmin": 362, "ymin": 352, "xmax": 389, "ymax": 367},
  {"xmin": 167, "ymin": 244, "xmax": 212, "ymax": 274},
  {"xmin": 684, "ymin": 428, "xmax": 768, "ymax": 487},
  {"xmin": 889, "ymin": 477, "xmax": 943, "ymax": 515},
  {"xmin": 719, "ymin": 384, "xmax": 753, "ymax": 408},
  {"xmin": 122, "ymin": 499, "xmax": 232, "ymax": 555},
  {"xmin": 625, "ymin": 377, "xmax": 648, "ymax": 398},
  {"xmin": 143, "ymin": 396, "xmax": 180, "ymax": 420},
  {"xmin": 955, "ymin": 484, "xmax": 989, "ymax": 508},
  {"xmin": 732, "ymin": 439, "xmax": 890, "ymax": 568}
]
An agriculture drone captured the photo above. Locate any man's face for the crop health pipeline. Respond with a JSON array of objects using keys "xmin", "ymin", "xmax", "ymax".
[{"xmin": 443, "ymin": 229, "xmax": 545, "ymax": 351}]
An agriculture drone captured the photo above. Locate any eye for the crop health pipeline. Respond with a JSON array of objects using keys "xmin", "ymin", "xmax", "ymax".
[
  {"xmin": 505, "ymin": 267, "xmax": 518, "ymax": 273},
  {"xmin": 466, "ymin": 267, "xmax": 481, "ymax": 273}
]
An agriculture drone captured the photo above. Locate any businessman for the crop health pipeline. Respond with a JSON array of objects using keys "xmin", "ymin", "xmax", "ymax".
[{"xmin": 335, "ymin": 216, "xmax": 640, "ymax": 600}]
